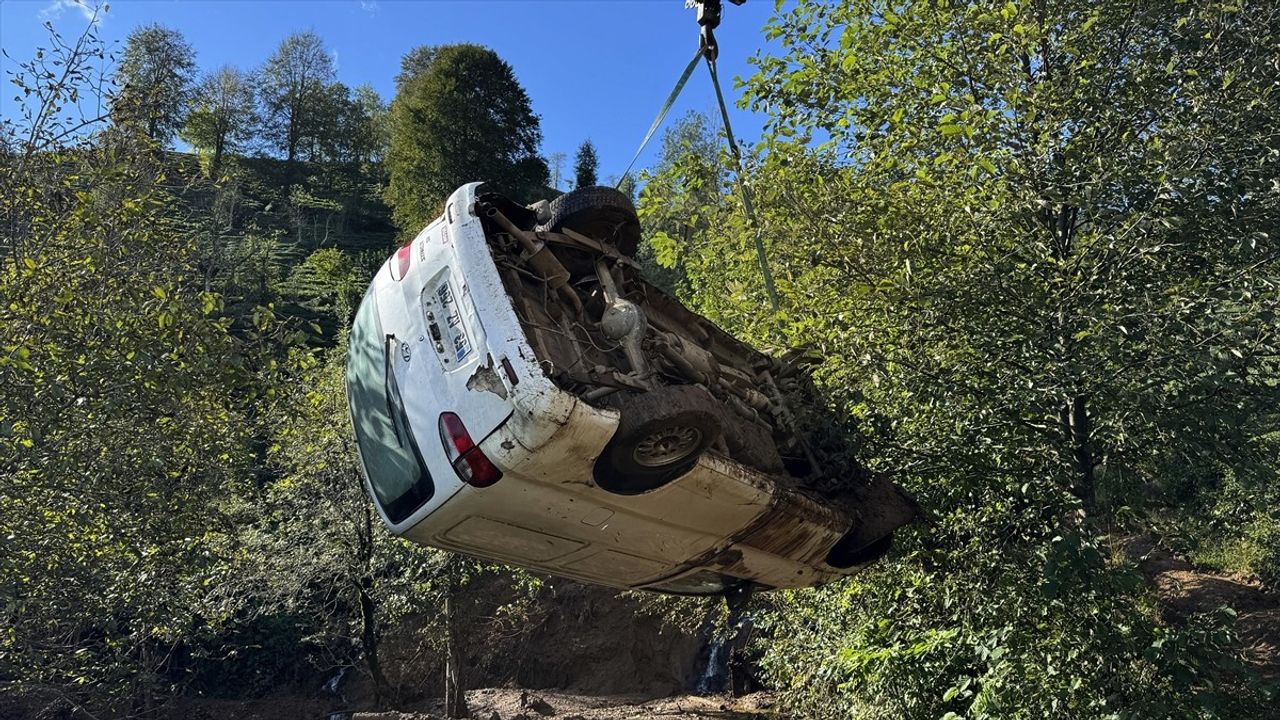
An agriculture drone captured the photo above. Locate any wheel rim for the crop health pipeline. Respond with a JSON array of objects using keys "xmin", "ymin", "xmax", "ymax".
[{"xmin": 633, "ymin": 426, "xmax": 703, "ymax": 468}]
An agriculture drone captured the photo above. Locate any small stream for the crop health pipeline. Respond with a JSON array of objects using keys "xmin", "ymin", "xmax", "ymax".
[
  {"xmin": 696, "ymin": 638, "xmax": 727, "ymax": 694},
  {"xmin": 323, "ymin": 665, "xmax": 351, "ymax": 719},
  {"xmin": 322, "ymin": 665, "xmax": 349, "ymax": 699},
  {"xmin": 695, "ymin": 606, "xmax": 757, "ymax": 695}
]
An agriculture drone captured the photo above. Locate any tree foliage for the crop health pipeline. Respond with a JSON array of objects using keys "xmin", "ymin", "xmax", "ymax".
[
  {"xmin": 636, "ymin": 112, "xmax": 727, "ymax": 295},
  {"xmin": 258, "ymin": 31, "xmax": 337, "ymax": 164},
  {"xmin": 114, "ymin": 23, "xmax": 197, "ymax": 143},
  {"xmin": 396, "ymin": 45, "xmax": 439, "ymax": 90},
  {"xmin": 350, "ymin": 84, "xmax": 390, "ymax": 165},
  {"xmin": 182, "ymin": 65, "xmax": 257, "ymax": 177},
  {"xmin": 2, "ymin": 37, "xmax": 262, "ymax": 715},
  {"xmin": 637, "ymin": 0, "xmax": 1280, "ymax": 716},
  {"xmin": 573, "ymin": 139, "xmax": 598, "ymax": 189},
  {"xmin": 385, "ymin": 44, "xmax": 547, "ymax": 232}
]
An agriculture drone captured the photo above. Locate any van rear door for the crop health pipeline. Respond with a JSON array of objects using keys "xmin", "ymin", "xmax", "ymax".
[{"xmin": 390, "ymin": 219, "xmax": 514, "ymax": 481}]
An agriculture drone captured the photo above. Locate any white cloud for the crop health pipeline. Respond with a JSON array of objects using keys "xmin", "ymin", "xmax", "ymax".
[
  {"xmin": 331, "ymin": 49, "xmax": 340, "ymax": 71},
  {"xmin": 360, "ymin": 1, "xmax": 380, "ymax": 16},
  {"xmin": 38, "ymin": 0, "xmax": 102, "ymax": 26}
]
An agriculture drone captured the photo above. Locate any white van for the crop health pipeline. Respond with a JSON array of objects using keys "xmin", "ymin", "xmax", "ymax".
[{"xmin": 346, "ymin": 183, "xmax": 914, "ymax": 595}]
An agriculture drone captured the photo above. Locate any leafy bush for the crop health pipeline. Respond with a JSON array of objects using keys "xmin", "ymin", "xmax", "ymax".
[{"xmin": 639, "ymin": 0, "xmax": 1280, "ymax": 716}]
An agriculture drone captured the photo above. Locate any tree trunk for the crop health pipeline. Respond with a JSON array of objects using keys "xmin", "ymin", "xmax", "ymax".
[
  {"xmin": 1064, "ymin": 394, "xmax": 1098, "ymax": 512},
  {"xmin": 211, "ymin": 135, "xmax": 225, "ymax": 181},
  {"xmin": 356, "ymin": 502, "xmax": 390, "ymax": 707},
  {"xmin": 1046, "ymin": 203, "xmax": 1097, "ymax": 512},
  {"xmin": 358, "ymin": 576, "xmax": 391, "ymax": 707},
  {"xmin": 724, "ymin": 583, "xmax": 755, "ymax": 697},
  {"xmin": 287, "ymin": 103, "xmax": 298, "ymax": 165},
  {"xmin": 443, "ymin": 565, "xmax": 469, "ymax": 719}
]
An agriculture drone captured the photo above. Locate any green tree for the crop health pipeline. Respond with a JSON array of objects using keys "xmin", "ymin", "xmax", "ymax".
[
  {"xmin": 304, "ymin": 83, "xmax": 389, "ymax": 165},
  {"xmin": 306, "ymin": 81, "xmax": 356, "ymax": 162},
  {"xmin": 182, "ymin": 65, "xmax": 257, "ymax": 178},
  {"xmin": 259, "ymin": 31, "xmax": 337, "ymax": 165},
  {"xmin": 250, "ymin": 344, "xmax": 407, "ymax": 705},
  {"xmin": 350, "ymin": 84, "xmax": 389, "ymax": 165},
  {"xmin": 396, "ymin": 45, "xmax": 439, "ymax": 90},
  {"xmin": 385, "ymin": 44, "xmax": 547, "ymax": 232},
  {"xmin": 642, "ymin": 0, "xmax": 1280, "ymax": 717},
  {"xmin": 2, "ymin": 32, "xmax": 264, "ymax": 718},
  {"xmin": 636, "ymin": 112, "xmax": 726, "ymax": 294},
  {"xmin": 252, "ymin": 331, "xmax": 537, "ymax": 714},
  {"xmin": 573, "ymin": 139, "xmax": 598, "ymax": 188},
  {"xmin": 113, "ymin": 23, "xmax": 197, "ymax": 143}
]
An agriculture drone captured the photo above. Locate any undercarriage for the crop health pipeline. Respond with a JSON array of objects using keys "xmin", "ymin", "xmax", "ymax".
[
  {"xmin": 477, "ymin": 190, "xmax": 816, "ymax": 470},
  {"xmin": 475, "ymin": 186, "xmax": 915, "ymax": 554}
]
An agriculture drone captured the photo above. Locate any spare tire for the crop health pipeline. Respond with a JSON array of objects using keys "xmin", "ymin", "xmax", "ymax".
[
  {"xmin": 538, "ymin": 186, "xmax": 642, "ymax": 258},
  {"xmin": 825, "ymin": 532, "xmax": 893, "ymax": 570},
  {"xmin": 719, "ymin": 411, "xmax": 785, "ymax": 475},
  {"xmin": 594, "ymin": 385, "xmax": 721, "ymax": 495}
]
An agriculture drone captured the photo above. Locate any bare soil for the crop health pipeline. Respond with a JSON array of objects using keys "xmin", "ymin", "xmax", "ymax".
[
  {"xmin": 1121, "ymin": 535, "xmax": 1280, "ymax": 678},
  {"xmin": 167, "ymin": 581, "xmax": 724, "ymax": 720},
  {"xmin": 355, "ymin": 688, "xmax": 773, "ymax": 720},
  {"xmin": 170, "ymin": 540, "xmax": 1280, "ymax": 720},
  {"xmin": 173, "ymin": 689, "xmax": 772, "ymax": 720}
]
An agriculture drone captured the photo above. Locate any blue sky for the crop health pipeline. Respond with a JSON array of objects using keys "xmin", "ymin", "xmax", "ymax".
[{"xmin": 1, "ymin": 0, "xmax": 784, "ymax": 184}]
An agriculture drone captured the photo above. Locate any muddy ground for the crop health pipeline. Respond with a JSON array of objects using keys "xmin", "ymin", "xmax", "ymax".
[
  {"xmin": 1122, "ymin": 536, "xmax": 1279, "ymax": 679},
  {"xmin": 176, "ymin": 689, "xmax": 773, "ymax": 720},
  {"xmin": 166, "ymin": 540, "xmax": 1279, "ymax": 720}
]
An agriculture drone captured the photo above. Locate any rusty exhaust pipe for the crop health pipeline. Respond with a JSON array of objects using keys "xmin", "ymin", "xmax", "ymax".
[{"xmin": 482, "ymin": 203, "xmax": 583, "ymax": 315}]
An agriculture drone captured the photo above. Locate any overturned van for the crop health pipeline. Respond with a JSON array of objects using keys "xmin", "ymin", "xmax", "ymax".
[{"xmin": 345, "ymin": 182, "xmax": 915, "ymax": 595}]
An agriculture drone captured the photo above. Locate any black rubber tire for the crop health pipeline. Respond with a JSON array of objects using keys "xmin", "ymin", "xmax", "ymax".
[
  {"xmin": 594, "ymin": 385, "xmax": 722, "ymax": 495},
  {"xmin": 719, "ymin": 411, "xmax": 785, "ymax": 474},
  {"xmin": 825, "ymin": 531, "xmax": 894, "ymax": 570},
  {"xmin": 538, "ymin": 186, "xmax": 642, "ymax": 258}
]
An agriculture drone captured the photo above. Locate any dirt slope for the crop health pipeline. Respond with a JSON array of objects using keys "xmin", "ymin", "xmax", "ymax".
[
  {"xmin": 353, "ymin": 688, "xmax": 773, "ymax": 720},
  {"xmin": 173, "ymin": 689, "xmax": 772, "ymax": 720},
  {"xmin": 1124, "ymin": 536, "xmax": 1280, "ymax": 679}
]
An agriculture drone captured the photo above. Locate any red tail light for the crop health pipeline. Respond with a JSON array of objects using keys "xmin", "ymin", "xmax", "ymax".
[
  {"xmin": 438, "ymin": 412, "xmax": 503, "ymax": 488},
  {"xmin": 391, "ymin": 244, "xmax": 412, "ymax": 281}
]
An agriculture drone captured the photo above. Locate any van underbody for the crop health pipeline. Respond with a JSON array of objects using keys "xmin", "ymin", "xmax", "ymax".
[{"xmin": 473, "ymin": 187, "xmax": 915, "ymax": 554}]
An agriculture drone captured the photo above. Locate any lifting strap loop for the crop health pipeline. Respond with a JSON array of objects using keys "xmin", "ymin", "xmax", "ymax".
[
  {"xmin": 614, "ymin": 9, "xmax": 782, "ymax": 315},
  {"xmin": 705, "ymin": 56, "xmax": 781, "ymax": 313},
  {"xmin": 616, "ymin": 47, "xmax": 704, "ymax": 189}
]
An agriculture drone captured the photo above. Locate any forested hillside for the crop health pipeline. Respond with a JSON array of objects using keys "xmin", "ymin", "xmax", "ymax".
[{"xmin": 3, "ymin": 2, "xmax": 1279, "ymax": 719}]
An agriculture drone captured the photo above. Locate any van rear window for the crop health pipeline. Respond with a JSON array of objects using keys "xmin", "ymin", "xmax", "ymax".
[{"xmin": 346, "ymin": 289, "xmax": 433, "ymax": 523}]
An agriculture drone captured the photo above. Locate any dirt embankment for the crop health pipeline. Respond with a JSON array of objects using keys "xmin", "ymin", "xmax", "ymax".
[
  {"xmin": 370, "ymin": 580, "xmax": 710, "ymax": 697},
  {"xmin": 171, "ymin": 580, "xmax": 723, "ymax": 720},
  {"xmin": 176, "ymin": 689, "xmax": 773, "ymax": 720},
  {"xmin": 1122, "ymin": 536, "xmax": 1280, "ymax": 679},
  {"xmin": 169, "ymin": 540, "xmax": 1280, "ymax": 720},
  {"xmin": 357, "ymin": 688, "xmax": 774, "ymax": 720}
]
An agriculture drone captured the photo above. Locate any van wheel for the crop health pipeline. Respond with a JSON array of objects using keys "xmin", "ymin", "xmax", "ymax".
[
  {"xmin": 595, "ymin": 386, "xmax": 721, "ymax": 495},
  {"xmin": 539, "ymin": 185, "xmax": 641, "ymax": 258},
  {"xmin": 825, "ymin": 532, "xmax": 894, "ymax": 570},
  {"xmin": 719, "ymin": 411, "xmax": 785, "ymax": 474}
]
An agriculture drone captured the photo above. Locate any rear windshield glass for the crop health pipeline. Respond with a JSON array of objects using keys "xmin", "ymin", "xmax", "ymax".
[{"xmin": 346, "ymin": 289, "xmax": 433, "ymax": 523}]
